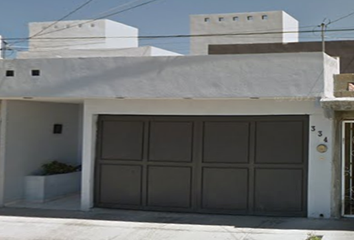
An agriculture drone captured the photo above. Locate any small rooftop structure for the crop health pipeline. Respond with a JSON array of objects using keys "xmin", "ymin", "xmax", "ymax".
[
  {"xmin": 190, "ymin": 11, "xmax": 299, "ymax": 55},
  {"xmin": 28, "ymin": 19, "xmax": 138, "ymax": 51},
  {"xmin": 19, "ymin": 19, "xmax": 181, "ymax": 58}
]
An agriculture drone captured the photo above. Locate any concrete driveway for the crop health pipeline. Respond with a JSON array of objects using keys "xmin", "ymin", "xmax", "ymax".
[{"xmin": 0, "ymin": 208, "xmax": 353, "ymax": 240}]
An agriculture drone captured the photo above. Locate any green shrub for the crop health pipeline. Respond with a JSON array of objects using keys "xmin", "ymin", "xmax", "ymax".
[
  {"xmin": 41, "ymin": 161, "xmax": 80, "ymax": 175},
  {"xmin": 307, "ymin": 234, "xmax": 323, "ymax": 240}
]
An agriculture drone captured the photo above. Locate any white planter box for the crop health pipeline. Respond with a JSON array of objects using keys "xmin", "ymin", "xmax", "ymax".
[{"xmin": 25, "ymin": 172, "xmax": 81, "ymax": 202}]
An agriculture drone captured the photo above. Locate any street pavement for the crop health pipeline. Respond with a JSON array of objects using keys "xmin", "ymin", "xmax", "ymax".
[{"xmin": 0, "ymin": 208, "xmax": 353, "ymax": 240}]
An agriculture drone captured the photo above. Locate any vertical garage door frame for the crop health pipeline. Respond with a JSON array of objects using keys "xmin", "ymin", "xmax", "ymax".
[{"xmin": 95, "ymin": 115, "xmax": 308, "ymax": 216}]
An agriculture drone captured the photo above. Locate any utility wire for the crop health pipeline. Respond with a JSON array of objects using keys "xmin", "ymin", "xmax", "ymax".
[
  {"xmin": 8, "ymin": 0, "xmax": 96, "ymax": 48},
  {"xmin": 4, "ymin": 27, "xmax": 354, "ymax": 41},
  {"xmin": 10, "ymin": 34, "xmax": 337, "ymax": 48},
  {"xmin": 10, "ymin": 34, "xmax": 344, "ymax": 51},
  {"xmin": 16, "ymin": 24, "xmax": 318, "ymax": 44},
  {"xmin": 12, "ymin": 34, "xmax": 342, "ymax": 51},
  {"xmin": 306, "ymin": 11, "xmax": 354, "ymax": 94},
  {"xmin": 5, "ymin": 0, "xmax": 162, "ymax": 53},
  {"xmin": 32, "ymin": 0, "xmax": 95, "ymax": 38},
  {"xmin": 90, "ymin": 0, "xmax": 147, "ymax": 20},
  {"xmin": 328, "ymin": 10, "xmax": 354, "ymax": 25},
  {"xmin": 33, "ymin": 0, "xmax": 163, "ymax": 38}
]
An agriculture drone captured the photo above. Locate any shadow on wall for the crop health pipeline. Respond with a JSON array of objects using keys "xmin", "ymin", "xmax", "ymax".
[{"xmin": 0, "ymin": 208, "xmax": 353, "ymax": 231}]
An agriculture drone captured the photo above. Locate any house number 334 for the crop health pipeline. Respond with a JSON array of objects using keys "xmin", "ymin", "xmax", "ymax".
[{"xmin": 311, "ymin": 126, "xmax": 328, "ymax": 142}]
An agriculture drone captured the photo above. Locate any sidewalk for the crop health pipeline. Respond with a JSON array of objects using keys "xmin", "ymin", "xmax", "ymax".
[{"xmin": 0, "ymin": 207, "xmax": 353, "ymax": 240}]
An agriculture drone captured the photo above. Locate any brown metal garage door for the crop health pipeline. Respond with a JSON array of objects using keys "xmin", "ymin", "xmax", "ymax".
[{"xmin": 95, "ymin": 115, "xmax": 308, "ymax": 216}]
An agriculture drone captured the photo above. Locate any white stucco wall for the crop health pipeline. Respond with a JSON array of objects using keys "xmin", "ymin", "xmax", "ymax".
[
  {"xmin": 80, "ymin": 98, "xmax": 334, "ymax": 218},
  {"xmin": 0, "ymin": 52, "xmax": 337, "ymax": 99},
  {"xmin": 308, "ymin": 113, "xmax": 333, "ymax": 218},
  {"xmin": 1, "ymin": 100, "xmax": 81, "ymax": 203},
  {"xmin": 282, "ymin": 12, "xmax": 299, "ymax": 43},
  {"xmin": 323, "ymin": 55, "xmax": 340, "ymax": 99},
  {"xmin": 104, "ymin": 19, "xmax": 138, "ymax": 49},
  {"xmin": 17, "ymin": 46, "xmax": 181, "ymax": 59},
  {"xmin": 29, "ymin": 19, "xmax": 138, "ymax": 51},
  {"xmin": 149, "ymin": 47, "xmax": 183, "ymax": 56},
  {"xmin": 190, "ymin": 11, "xmax": 298, "ymax": 55}
]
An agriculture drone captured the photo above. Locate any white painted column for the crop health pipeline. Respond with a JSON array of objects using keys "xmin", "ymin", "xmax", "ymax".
[
  {"xmin": 80, "ymin": 104, "xmax": 97, "ymax": 211},
  {"xmin": 0, "ymin": 100, "xmax": 7, "ymax": 206},
  {"xmin": 308, "ymin": 113, "xmax": 334, "ymax": 218}
]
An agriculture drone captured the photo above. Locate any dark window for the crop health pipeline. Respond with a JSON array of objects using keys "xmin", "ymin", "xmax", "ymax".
[
  {"xmin": 32, "ymin": 70, "xmax": 40, "ymax": 76},
  {"xmin": 6, "ymin": 70, "xmax": 14, "ymax": 77}
]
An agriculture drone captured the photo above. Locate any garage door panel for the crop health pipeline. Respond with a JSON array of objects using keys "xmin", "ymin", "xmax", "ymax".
[
  {"xmin": 96, "ymin": 115, "xmax": 308, "ymax": 217},
  {"xmin": 148, "ymin": 122, "xmax": 193, "ymax": 162},
  {"xmin": 99, "ymin": 165, "xmax": 142, "ymax": 205},
  {"xmin": 254, "ymin": 169, "xmax": 303, "ymax": 213},
  {"xmin": 147, "ymin": 166, "xmax": 192, "ymax": 208},
  {"xmin": 202, "ymin": 168, "xmax": 248, "ymax": 210},
  {"xmin": 255, "ymin": 121, "xmax": 304, "ymax": 164},
  {"xmin": 203, "ymin": 122, "xmax": 250, "ymax": 163},
  {"xmin": 100, "ymin": 121, "xmax": 144, "ymax": 160}
]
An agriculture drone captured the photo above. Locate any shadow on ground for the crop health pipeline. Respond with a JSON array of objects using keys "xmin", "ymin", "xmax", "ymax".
[{"xmin": 0, "ymin": 207, "xmax": 353, "ymax": 232}]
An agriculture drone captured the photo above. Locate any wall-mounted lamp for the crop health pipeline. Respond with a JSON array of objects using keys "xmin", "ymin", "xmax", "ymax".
[
  {"xmin": 53, "ymin": 124, "xmax": 63, "ymax": 134},
  {"xmin": 317, "ymin": 144, "xmax": 327, "ymax": 153}
]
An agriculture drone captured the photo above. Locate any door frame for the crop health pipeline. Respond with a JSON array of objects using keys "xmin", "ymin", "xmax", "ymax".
[{"xmin": 342, "ymin": 121, "xmax": 354, "ymax": 218}]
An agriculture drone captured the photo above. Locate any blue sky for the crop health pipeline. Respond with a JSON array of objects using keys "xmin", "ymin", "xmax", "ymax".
[{"xmin": 1, "ymin": 0, "xmax": 354, "ymax": 54}]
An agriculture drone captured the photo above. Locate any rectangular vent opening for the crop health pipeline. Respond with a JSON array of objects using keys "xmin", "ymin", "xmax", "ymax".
[
  {"xmin": 6, "ymin": 70, "xmax": 14, "ymax": 77},
  {"xmin": 32, "ymin": 70, "xmax": 40, "ymax": 76}
]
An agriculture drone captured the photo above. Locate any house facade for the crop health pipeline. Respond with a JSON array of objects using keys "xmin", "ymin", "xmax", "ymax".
[
  {"xmin": 207, "ymin": 17, "xmax": 354, "ymax": 218},
  {"xmin": 0, "ymin": 11, "xmax": 347, "ymax": 218}
]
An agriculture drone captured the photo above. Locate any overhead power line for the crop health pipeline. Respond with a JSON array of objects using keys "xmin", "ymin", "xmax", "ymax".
[
  {"xmin": 32, "ymin": 0, "xmax": 96, "ymax": 38},
  {"xmin": 34, "ymin": 0, "xmax": 163, "ymax": 38},
  {"xmin": 4, "ymin": 27, "xmax": 354, "ymax": 41},
  {"xmin": 9, "ymin": 0, "xmax": 96, "ymax": 48},
  {"xmin": 10, "ymin": 34, "xmax": 349, "ymax": 51},
  {"xmin": 90, "ymin": 0, "xmax": 149, "ymax": 20},
  {"xmin": 328, "ymin": 10, "xmax": 354, "ymax": 25},
  {"xmin": 11, "ymin": 34, "xmax": 344, "ymax": 51},
  {"xmin": 313, "ymin": 10, "xmax": 354, "ymax": 52}
]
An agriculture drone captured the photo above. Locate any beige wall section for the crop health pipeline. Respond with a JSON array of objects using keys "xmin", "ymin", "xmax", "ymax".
[
  {"xmin": 3, "ymin": 100, "xmax": 81, "ymax": 203},
  {"xmin": 334, "ymin": 74, "xmax": 354, "ymax": 98}
]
